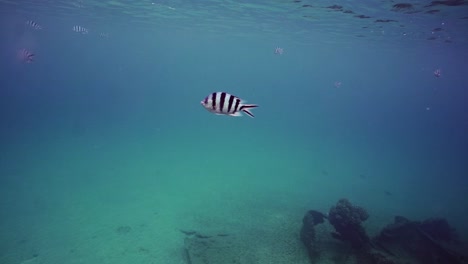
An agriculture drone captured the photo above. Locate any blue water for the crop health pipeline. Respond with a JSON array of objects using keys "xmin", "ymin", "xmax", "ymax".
[{"xmin": 1, "ymin": 1, "xmax": 468, "ymax": 263}]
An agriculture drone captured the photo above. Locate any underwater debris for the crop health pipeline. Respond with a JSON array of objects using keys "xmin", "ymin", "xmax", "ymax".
[
  {"xmin": 373, "ymin": 216, "xmax": 467, "ymax": 264},
  {"xmin": 301, "ymin": 201, "xmax": 468, "ymax": 264}
]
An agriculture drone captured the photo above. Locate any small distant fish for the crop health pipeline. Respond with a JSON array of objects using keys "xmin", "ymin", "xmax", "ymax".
[
  {"xmin": 201, "ymin": 92, "xmax": 258, "ymax": 118},
  {"xmin": 73, "ymin": 0, "xmax": 84, "ymax": 8},
  {"xmin": 99, "ymin": 32, "xmax": 109, "ymax": 38},
  {"xmin": 73, "ymin": 25, "xmax": 88, "ymax": 34},
  {"xmin": 274, "ymin": 47, "xmax": 284, "ymax": 55},
  {"xmin": 434, "ymin": 68, "xmax": 441, "ymax": 77},
  {"xmin": 334, "ymin": 81, "xmax": 342, "ymax": 88},
  {"xmin": 25, "ymin": 20, "xmax": 42, "ymax": 30},
  {"xmin": 18, "ymin": 48, "xmax": 35, "ymax": 63}
]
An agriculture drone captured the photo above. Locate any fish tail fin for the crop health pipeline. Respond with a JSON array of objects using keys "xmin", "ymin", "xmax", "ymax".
[{"xmin": 240, "ymin": 104, "xmax": 258, "ymax": 118}]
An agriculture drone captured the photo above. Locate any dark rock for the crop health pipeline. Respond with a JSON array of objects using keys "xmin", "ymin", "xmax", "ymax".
[
  {"xmin": 328, "ymin": 199, "xmax": 370, "ymax": 250},
  {"xmin": 300, "ymin": 210, "xmax": 327, "ymax": 261}
]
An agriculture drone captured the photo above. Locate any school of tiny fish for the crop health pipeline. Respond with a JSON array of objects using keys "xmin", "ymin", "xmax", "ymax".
[
  {"xmin": 18, "ymin": 19, "xmax": 109, "ymax": 65},
  {"xmin": 18, "ymin": 17, "xmax": 445, "ymax": 118}
]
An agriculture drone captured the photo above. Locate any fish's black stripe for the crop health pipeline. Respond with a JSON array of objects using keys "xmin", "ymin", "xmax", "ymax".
[
  {"xmin": 234, "ymin": 98, "xmax": 241, "ymax": 113},
  {"xmin": 227, "ymin": 94, "xmax": 235, "ymax": 113},
  {"xmin": 211, "ymin": 92, "xmax": 217, "ymax": 110},
  {"xmin": 220, "ymin": 92, "xmax": 227, "ymax": 113}
]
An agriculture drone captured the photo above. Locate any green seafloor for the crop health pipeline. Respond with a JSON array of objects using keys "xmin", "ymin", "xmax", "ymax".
[{"xmin": 1, "ymin": 1, "xmax": 468, "ymax": 263}]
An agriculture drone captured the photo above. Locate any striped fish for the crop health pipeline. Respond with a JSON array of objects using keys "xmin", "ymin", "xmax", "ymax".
[
  {"xmin": 18, "ymin": 48, "xmax": 35, "ymax": 63},
  {"xmin": 25, "ymin": 20, "xmax": 42, "ymax": 30},
  {"xmin": 73, "ymin": 25, "xmax": 88, "ymax": 34},
  {"xmin": 274, "ymin": 47, "xmax": 283, "ymax": 55},
  {"xmin": 201, "ymin": 92, "xmax": 258, "ymax": 118}
]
